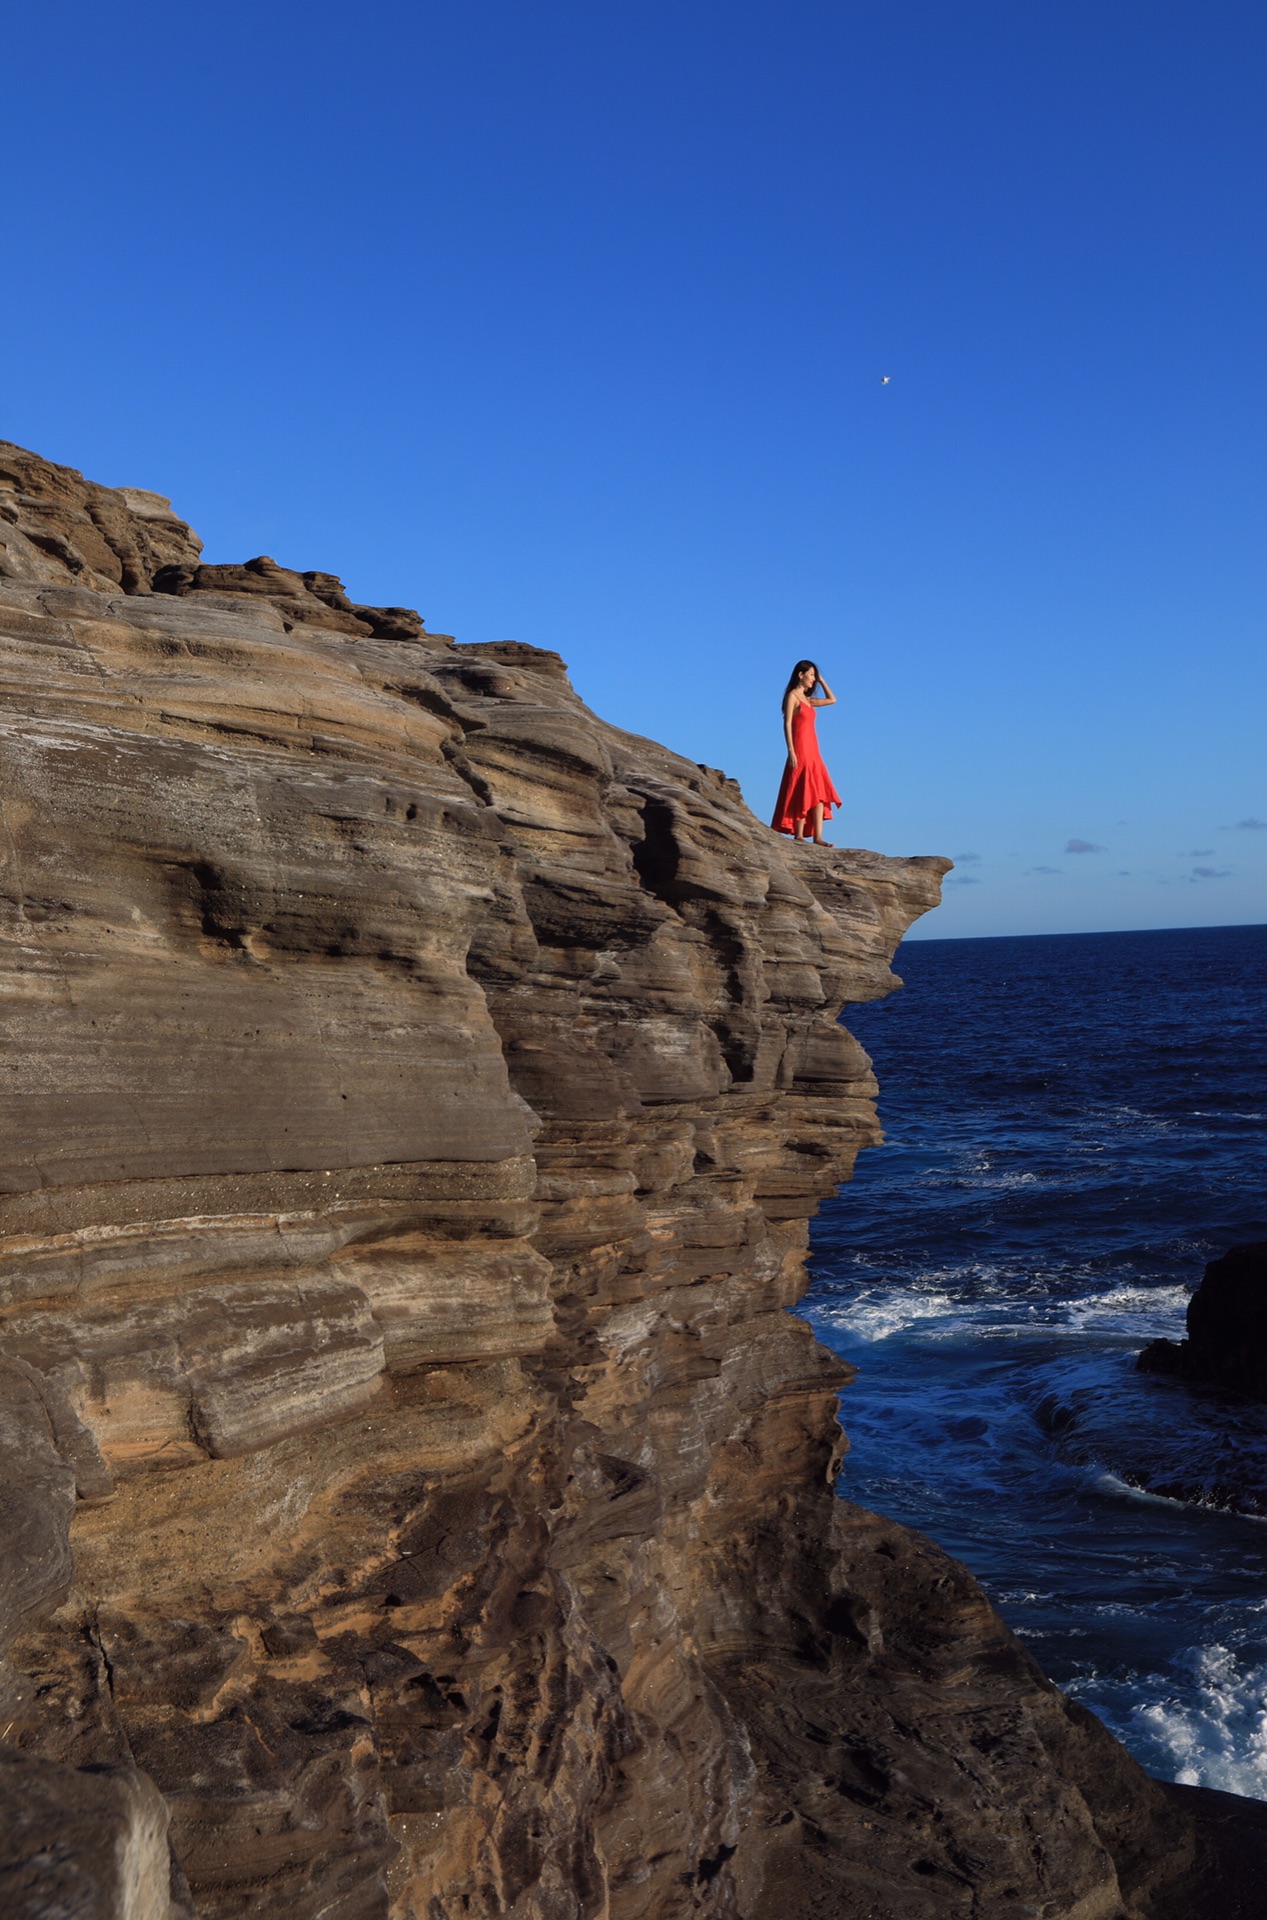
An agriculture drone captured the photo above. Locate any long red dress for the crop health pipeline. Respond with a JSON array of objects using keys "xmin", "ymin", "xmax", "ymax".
[{"xmin": 772, "ymin": 696, "xmax": 842, "ymax": 835}]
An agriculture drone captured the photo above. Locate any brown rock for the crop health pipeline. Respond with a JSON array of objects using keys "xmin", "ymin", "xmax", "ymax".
[
  {"xmin": 1, "ymin": 439, "xmax": 432, "ymax": 642},
  {"xmin": 0, "ymin": 441, "xmax": 202, "ymax": 592},
  {"xmin": 0, "ymin": 1359, "xmax": 77, "ymax": 1647},
  {"xmin": 0, "ymin": 1751, "xmax": 181, "ymax": 1919},
  {"xmin": 0, "ymin": 443, "xmax": 1249, "ymax": 1918}
]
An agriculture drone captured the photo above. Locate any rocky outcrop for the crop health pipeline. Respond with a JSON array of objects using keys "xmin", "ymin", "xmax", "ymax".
[
  {"xmin": 0, "ymin": 440, "xmax": 427, "ymax": 639},
  {"xmin": 1140, "ymin": 1244, "xmax": 1267, "ymax": 1398},
  {"xmin": 0, "ymin": 442, "xmax": 1226, "ymax": 1917},
  {"xmin": 1127, "ymin": 1243, "xmax": 1267, "ymax": 1516}
]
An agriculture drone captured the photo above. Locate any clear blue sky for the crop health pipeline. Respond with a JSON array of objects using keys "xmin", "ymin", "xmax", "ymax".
[{"xmin": 5, "ymin": 1, "xmax": 1265, "ymax": 937}]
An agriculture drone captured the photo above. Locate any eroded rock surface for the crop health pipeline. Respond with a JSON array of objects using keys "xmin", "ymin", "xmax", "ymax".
[{"xmin": 0, "ymin": 443, "xmax": 1215, "ymax": 1917}]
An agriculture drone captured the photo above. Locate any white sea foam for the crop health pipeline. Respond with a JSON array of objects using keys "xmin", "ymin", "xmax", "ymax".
[
  {"xmin": 1131, "ymin": 1643, "xmax": 1267, "ymax": 1798},
  {"xmin": 811, "ymin": 1277, "xmax": 1190, "ymax": 1347},
  {"xmin": 1095, "ymin": 1103, "xmax": 1177, "ymax": 1133},
  {"xmin": 925, "ymin": 1157, "xmax": 1052, "ymax": 1192},
  {"xmin": 811, "ymin": 1291, "xmax": 959, "ymax": 1343},
  {"xmin": 952, "ymin": 1168, "xmax": 1042, "ymax": 1189},
  {"xmin": 1057, "ymin": 1283, "xmax": 1190, "ymax": 1337}
]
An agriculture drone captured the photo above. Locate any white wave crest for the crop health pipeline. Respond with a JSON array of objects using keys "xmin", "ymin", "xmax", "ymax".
[
  {"xmin": 1132, "ymin": 1643, "xmax": 1267, "ymax": 1798},
  {"xmin": 1058, "ymin": 1284, "xmax": 1190, "ymax": 1336},
  {"xmin": 811, "ymin": 1290, "xmax": 960, "ymax": 1343},
  {"xmin": 810, "ymin": 1276, "xmax": 1190, "ymax": 1346}
]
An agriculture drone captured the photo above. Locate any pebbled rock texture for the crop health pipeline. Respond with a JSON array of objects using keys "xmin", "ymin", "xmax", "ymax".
[{"xmin": 0, "ymin": 442, "xmax": 1232, "ymax": 1918}]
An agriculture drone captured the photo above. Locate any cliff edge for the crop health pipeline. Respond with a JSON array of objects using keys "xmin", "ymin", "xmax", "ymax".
[{"xmin": 0, "ymin": 444, "xmax": 1214, "ymax": 1917}]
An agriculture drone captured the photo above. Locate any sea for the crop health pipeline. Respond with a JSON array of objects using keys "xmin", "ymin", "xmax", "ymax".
[{"xmin": 805, "ymin": 922, "xmax": 1267, "ymax": 1797}]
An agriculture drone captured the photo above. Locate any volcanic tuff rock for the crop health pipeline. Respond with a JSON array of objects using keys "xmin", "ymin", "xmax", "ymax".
[{"xmin": 0, "ymin": 442, "xmax": 1227, "ymax": 1918}]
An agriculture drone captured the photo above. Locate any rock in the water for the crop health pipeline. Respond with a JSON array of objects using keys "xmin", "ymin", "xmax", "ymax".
[
  {"xmin": 1139, "ymin": 1243, "xmax": 1267, "ymax": 1397},
  {"xmin": 0, "ymin": 440, "xmax": 1247, "ymax": 1918}
]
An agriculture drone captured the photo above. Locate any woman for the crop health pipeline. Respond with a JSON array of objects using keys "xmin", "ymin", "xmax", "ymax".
[{"xmin": 771, "ymin": 660, "xmax": 841, "ymax": 844}]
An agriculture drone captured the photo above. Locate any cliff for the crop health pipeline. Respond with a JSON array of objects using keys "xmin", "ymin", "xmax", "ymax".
[{"xmin": 0, "ymin": 444, "xmax": 1229, "ymax": 1917}]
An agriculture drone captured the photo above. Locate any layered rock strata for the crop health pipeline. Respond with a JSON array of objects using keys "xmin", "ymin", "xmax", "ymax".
[{"xmin": 0, "ymin": 444, "xmax": 1220, "ymax": 1917}]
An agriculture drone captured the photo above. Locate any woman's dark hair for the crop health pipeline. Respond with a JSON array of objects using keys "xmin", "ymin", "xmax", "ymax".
[{"xmin": 782, "ymin": 659, "xmax": 819, "ymax": 703}]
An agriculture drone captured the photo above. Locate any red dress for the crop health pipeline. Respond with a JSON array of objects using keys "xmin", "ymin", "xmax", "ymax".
[{"xmin": 772, "ymin": 697, "xmax": 841, "ymax": 835}]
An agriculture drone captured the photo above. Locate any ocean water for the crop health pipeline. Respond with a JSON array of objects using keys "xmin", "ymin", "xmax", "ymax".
[{"xmin": 804, "ymin": 923, "xmax": 1267, "ymax": 1796}]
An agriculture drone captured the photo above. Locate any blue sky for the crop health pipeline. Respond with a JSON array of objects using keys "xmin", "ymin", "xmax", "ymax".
[{"xmin": 4, "ymin": 1, "xmax": 1264, "ymax": 938}]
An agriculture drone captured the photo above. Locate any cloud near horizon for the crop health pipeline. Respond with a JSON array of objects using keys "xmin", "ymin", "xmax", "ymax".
[{"xmin": 1065, "ymin": 838, "xmax": 1105, "ymax": 854}]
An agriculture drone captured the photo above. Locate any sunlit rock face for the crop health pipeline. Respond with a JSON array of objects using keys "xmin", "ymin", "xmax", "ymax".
[{"xmin": 0, "ymin": 444, "xmax": 1197, "ymax": 1919}]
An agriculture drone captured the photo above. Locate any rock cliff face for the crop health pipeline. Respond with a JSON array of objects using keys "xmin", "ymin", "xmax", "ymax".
[{"xmin": 0, "ymin": 444, "xmax": 1215, "ymax": 1918}]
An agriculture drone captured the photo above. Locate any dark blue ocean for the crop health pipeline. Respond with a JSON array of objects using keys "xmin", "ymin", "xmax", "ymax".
[{"xmin": 806, "ymin": 923, "xmax": 1267, "ymax": 1796}]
